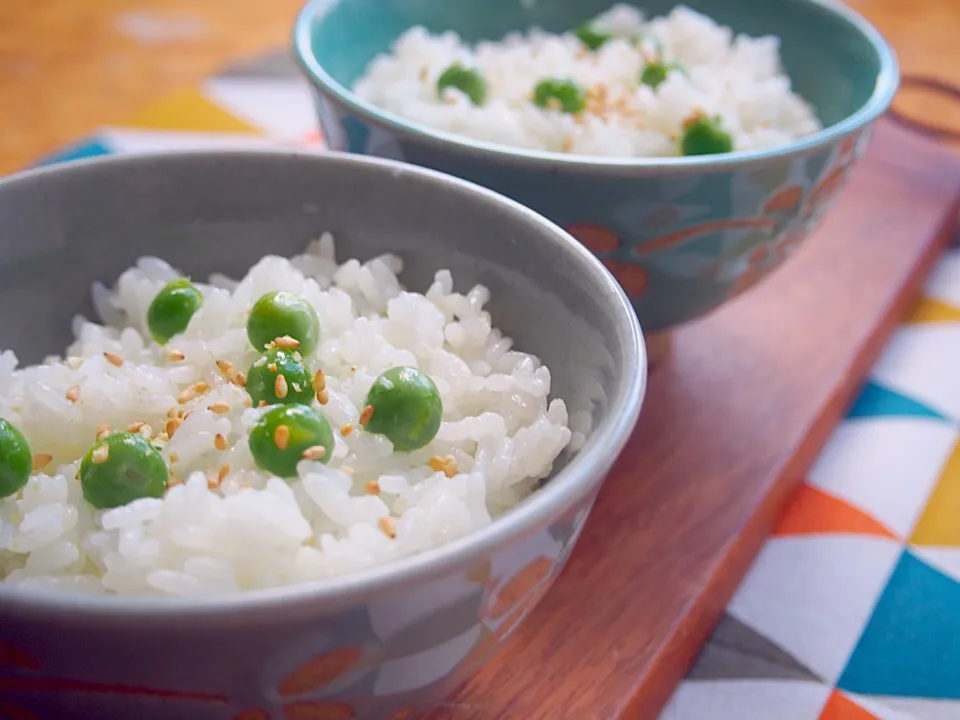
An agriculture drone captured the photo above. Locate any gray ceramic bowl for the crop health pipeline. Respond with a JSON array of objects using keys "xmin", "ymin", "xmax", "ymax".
[{"xmin": 0, "ymin": 151, "xmax": 645, "ymax": 720}]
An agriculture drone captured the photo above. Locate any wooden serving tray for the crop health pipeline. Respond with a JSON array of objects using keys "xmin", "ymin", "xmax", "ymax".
[{"xmin": 425, "ymin": 120, "xmax": 960, "ymax": 719}]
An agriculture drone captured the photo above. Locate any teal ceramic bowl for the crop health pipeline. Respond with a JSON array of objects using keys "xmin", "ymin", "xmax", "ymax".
[{"xmin": 293, "ymin": 0, "xmax": 899, "ymax": 332}]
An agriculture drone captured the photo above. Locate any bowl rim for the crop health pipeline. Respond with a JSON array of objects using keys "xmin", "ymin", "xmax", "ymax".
[
  {"xmin": 0, "ymin": 149, "xmax": 647, "ymax": 619},
  {"xmin": 292, "ymin": 0, "xmax": 900, "ymax": 175}
]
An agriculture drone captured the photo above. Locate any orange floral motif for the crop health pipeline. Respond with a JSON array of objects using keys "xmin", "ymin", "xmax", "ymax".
[
  {"xmin": 278, "ymin": 646, "xmax": 361, "ymax": 698},
  {"xmin": 808, "ymin": 164, "xmax": 850, "ymax": 209},
  {"xmin": 486, "ymin": 555, "xmax": 553, "ymax": 620},
  {"xmin": 0, "ymin": 638, "xmax": 38, "ymax": 671},
  {"xmin": 762, "ymin": 185, "xmax": 804, "ymax": 214},
  {"xmin": 564, "ymin": 225, "xmax": 621, "ymax": 254},
  {"xmin": 282, "ymin": 700, "xmax": 355, "ymax": 720},
  {"xmin": 602, "ymin": 260, "xmax": 648, "ymax": 297},
  {"xmin": 635, "ymin": 217, "xmax": 777, "ymax": 255}
]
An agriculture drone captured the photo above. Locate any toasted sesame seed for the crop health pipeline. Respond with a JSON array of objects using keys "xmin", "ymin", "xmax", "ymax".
[
  {"xmin": 165, "ymin": 349, "xmax": 186, "ymax": 362},
  {"xmin": 274, "ymin": 374, "xmax": 288, "ymax": 399},
  {"xmin": 155, "ymin": 432, "xmax": 170, "ymax": 442},
  {"xmin": 428, "ymin": 455, "xmax": 458, "ymax": 478},
  {"xmin": 183, "ymin": 410, "xmax": 194, "ymax": 419},
  {"xmin": 32, "ymin": 454, "xmax": 53, "ymax": 471},
  {"xmin": 214, "ymin": 433, "xmax": 228, "ymax": 451},
  {"xmin": 311, "ymin": 370, "xmax": 326, "ymax": 393},
  {"xmin": 258, "ymin": 400, "xmax": 267, "ymax": 408},
  {"xmin": 267, "ymin": 363, "xmax": 278, "ymax": 373},
  {"xmin": 169, "ymin": 452, "xmax": 179, "ymax": 463},
  {"xmin": 264, "ymin": 341, "xmax": 276, "ymax": 351},
  {"xmin": 316, "ymin": 389, "xmax": 329, "ymax": 405},
  {"xmin": 167, "ymin": 476, "xmax": 184, "ymax": 489},
  {"xmin": 66, "ymin": 356, "xmax": 83, "ymax": 370},
  {"xmin": 340, "ymin": 423, "xmax": 353, "ymax": 437},
  {"xmin": 358, "ymin": 405, "xmax": 374, "ymax": 426},
  {"xmin": 216, "ymin": 359, "xmax": 236, "ymax": 378},
  {"xmin": 365, "ymin": 480, "xmax": 381, "ymax": 496},
  {"xmin": 243, "ymin": 398, "xmax": 253, "ymax": 408},
  {"xmin": 341, "ymin": 466, "xmax": 355, "ymax": 475},
  {"xmin": 274, "ymin": 425, "xmax": 290, "ymax": 450},
  {"xmin": 166, "ymin": 407, "xmax": 177, "ymax": 419},
  {"xmin": 207, "ymin": 476, "xmax": 221, "ymax": 490},
  {"xmin": 91, "ymin": 446, "xmax": 109, "ymax": 464},
  {"xmin": 378, "ymin": 516, "xmax": 397, "ymax": 538},
  {"xmin": 208, "ymin": 401, "xmax": 231, "ymax": 415},
  {"xmin": 350, "ymin": 365, "xmax": 357, "ymax": 372},
  {"xmin": 274, "ymin": 335, "xmax": 300, "ymax": 350},
  {"xmin": 138, "ymin": 424, "xmax": 153, "ymax": 439},
  {"xmin": 126, "ymin": 421, "xmax": 146, "ymax": 433},
  {"xmin": 165, "ymin": 418, "xmax": 182, "ymax": 438},
  {"xmin": 301, "ymin": 445, "xmax": 327, "ymax": 461},
  {"xmin": 218, "ymin": 463, "xmax": 230, "ymax": 482},
  {"xmin": 95, "ymin": 422, "xmax": 111, "ymax": 441},
  {"xmin": 233, "ymin": 372, "xmax": 246, "ymax": 388},
  {"xmin": 103, "ymin": 352, "xmax": 124, "ymax": 367},
  {"xmin": 65, "ymin": 385, "xmax": 80, "ymax": 403}
]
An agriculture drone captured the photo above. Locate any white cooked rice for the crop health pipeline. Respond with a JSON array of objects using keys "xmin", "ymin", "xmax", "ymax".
[
  {"xmin": 0, "ymin": 235, "xmax": 572, "ymax": 597},
  {"xmin": 352, "ymin": 4, "xmax": 823, "ymax": 157}
]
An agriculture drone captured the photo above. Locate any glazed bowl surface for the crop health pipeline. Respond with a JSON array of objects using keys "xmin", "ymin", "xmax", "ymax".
[
  {"xmin": 293, "ymin": 0, "xmax": 899, "ymax": 331},
  {"xmin": 0, "ymin": 150, "xmax": 645, "ymax": 720}
]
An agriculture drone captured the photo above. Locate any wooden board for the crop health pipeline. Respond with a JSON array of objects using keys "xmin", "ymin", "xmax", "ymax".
[{"xmin": 424, "ymin": 121, "xmax": 960, "ymax": 719}]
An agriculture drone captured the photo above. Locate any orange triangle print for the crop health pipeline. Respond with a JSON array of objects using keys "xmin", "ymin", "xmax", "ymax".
[
  {"xmin": 772, "ymin": 485, "xmax": 897, "ymax": 539},
  {"xmin": 905, "ymin": 296, "xmax": 960, "ymax": 324},
  {"xmin": 819, "ymin": 690, "xmax": 880, "ymax": 720},
  {"xmin": 118, "ymin": 89, "xmax": 261, "ymax": 135}
]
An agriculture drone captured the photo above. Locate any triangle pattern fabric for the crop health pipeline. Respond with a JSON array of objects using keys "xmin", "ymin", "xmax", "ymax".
[
  {"xmin": 866, "ymin": 695, "xmax": 960, "ymax": 720},
  {"xmin": 806, "ymin": 418, "xmax": 955, "ymax": 539},
  {"xmin": 660, "ymin": 680, "xmax": 832, "ymax": 720},
  {"xmin": 838, "ymin": 550, "xmax": 960, "ymax": 699},
  {"xmin": 117, "ymin": 88, "xmax": 262, "ymax": 135},
  {"xmin": 818, "ymin": 690, "xmax": 880, "ymax": 720},
  {"xmin": 726, "ymin": 536, "xmax": 901, "ymax": 685},
  {"xmin": 922, "ymin": 248, "xmax": 960, "ymax": 310},
  {"xmin": 905, "ymin": 296, "xmax": 960, "ymax": 325},
  {"xmin": 869, "ymin": 325, "xmax": 960, "ymax": 421},
  {"xmin": 845, "ymin": 380, "xmax": 945, "ymax": 421},
  {"xmin": 911, "ymin": 437, "xmax": 960, "ymax": 547},
  {"xmin": 772, "ymin": 484, "xmax": 897, "ymax": 539},
  {"xmin": 32, "ymin": 137, "xmax": 113, "ymax": 167},
  {"xmin": 686, "ymin": 612, "xmax": 823, "ymax": 682}
]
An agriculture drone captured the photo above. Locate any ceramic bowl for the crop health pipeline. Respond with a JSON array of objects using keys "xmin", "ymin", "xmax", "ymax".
[
  {"xmin": 293, "ymin": 0, "xmax": 899, "ymax": 333},
  {"xmin": 0, "ymin": 151, "xmax": 645, "ymax": 720}
]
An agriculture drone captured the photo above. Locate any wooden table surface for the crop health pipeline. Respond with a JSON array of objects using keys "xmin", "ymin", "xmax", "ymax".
[{"xmin": 1, "ymin": 0, "xmax": 959, "ymax": 174}]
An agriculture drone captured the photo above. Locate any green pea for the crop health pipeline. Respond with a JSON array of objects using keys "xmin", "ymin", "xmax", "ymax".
[
  {"xmin": 147, "ymin": 279, "xmax": 203, "ymax": 345},
  {"xmin": 0, "ymin": 419, "xmax": 32, "ymax": 498},
  {"xmin": 246, "ymin": 348, "xmax": 315, "ymax": 407},
  {"xmin": 80, "ymin": 432, "xmax": 168, "ymax": 510},
  {"xmin": 249, "ymin": 405, "xmax": 334, "ymax": 478},
  {"xmin": 436, "ymin": 64, "xmax": 487, "ymax": 106},
  {"xmin": 247, "ymin": 291, "xmax": 321, "ymax": 355},
  {"xmin": 575, "ymin": 23, "xmax": 612, "ymax": 51},
  {"xmin": 640, "ymin": 61, "xmax": 680, "ymax": 90},
  {"xmin": 532, "ymin": 78, "xmax": 586, "ymax": 114},
  {"xmin": 680, "ymin": 114, "xmax": 734, "ymax": 156},
  {"xmin": 361, "ymin": 367, "xmax": 442, "ymax": 452}
]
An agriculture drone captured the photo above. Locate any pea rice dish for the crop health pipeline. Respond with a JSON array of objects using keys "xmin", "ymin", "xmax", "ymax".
[
  {"xmin": 353, "ymin": 4, "xmax": 823, "ymax": 157},
  {"xmin": 0, "ymin": 236, "xmax": 574, "ymax": 597}
]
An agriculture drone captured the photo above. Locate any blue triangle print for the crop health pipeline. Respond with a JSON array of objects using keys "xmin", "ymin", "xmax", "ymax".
[
  {"xmin": 838, "ymin": 550, "xmax": 960, "ymax": 698},
  {"xmin": 33, "ymin": 137, "xmax": 113, "ymax": 168},
  {"xmin": 845, "ymin": 381, "xmax": 945, "ymax": 421}
]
